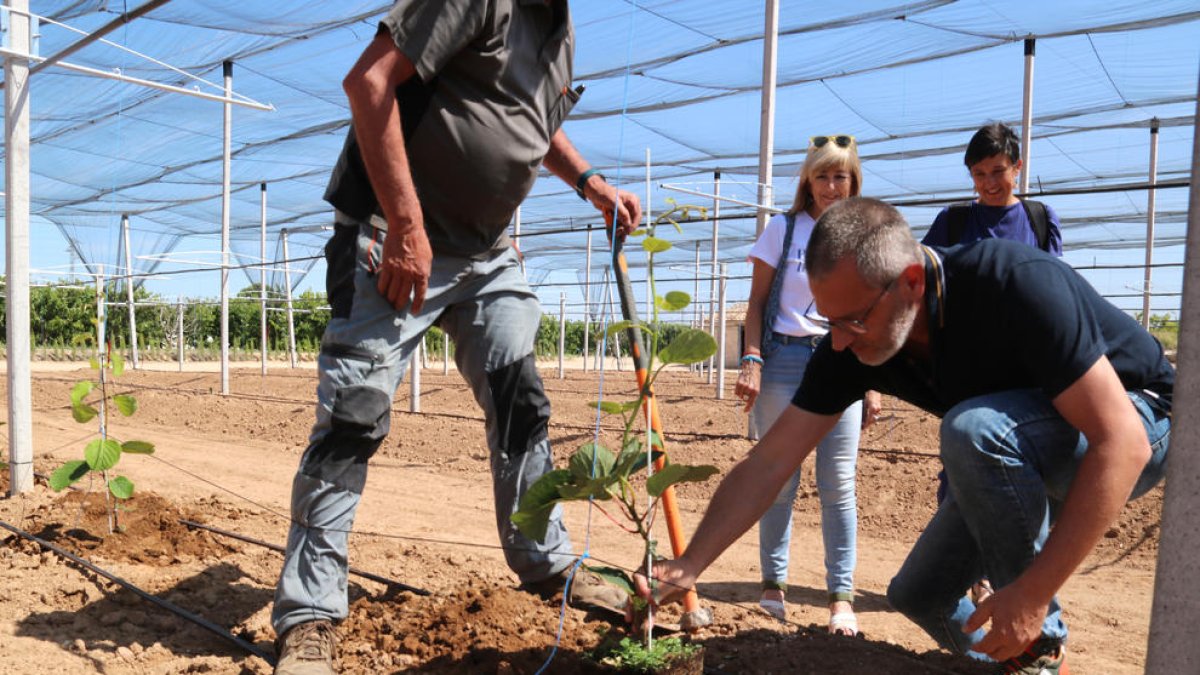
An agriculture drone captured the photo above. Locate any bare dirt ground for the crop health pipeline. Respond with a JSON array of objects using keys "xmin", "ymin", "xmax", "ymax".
[{"xmin": 0, "ymin": 361, "xmax": 1162, "ymax": 673}]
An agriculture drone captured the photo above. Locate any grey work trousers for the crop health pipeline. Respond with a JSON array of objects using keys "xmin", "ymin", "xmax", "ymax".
[{"xmin": 272, "ymin": 222, "xmax": 574, "ymax": 635}]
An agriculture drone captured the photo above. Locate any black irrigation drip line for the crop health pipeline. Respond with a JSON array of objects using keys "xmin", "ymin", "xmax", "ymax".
[
  {"xmin": 178, "ymin": 519, "xmax": 429, "ymax": 596},
  {"xmin": 0, "ymin": 518, "xmax": 276, "ymax": 668}
]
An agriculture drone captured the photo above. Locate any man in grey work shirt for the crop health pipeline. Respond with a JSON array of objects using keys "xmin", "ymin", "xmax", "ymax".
[{"xmin": 272, "ymin": 2, "xmax": 640, "ymax": 673}]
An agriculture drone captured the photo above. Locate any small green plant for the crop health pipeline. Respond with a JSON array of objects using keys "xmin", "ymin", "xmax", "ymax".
[
  {"xmin": 49, "ymin": 285, "xmax": 155, "ymax": 534},
  {"xmin": 512, "ymin": 200, "xmax": 717, "ymax": 662},
  {"xmin": 591, "ymin": 634, "xmax": 701, "ymax": 673}
]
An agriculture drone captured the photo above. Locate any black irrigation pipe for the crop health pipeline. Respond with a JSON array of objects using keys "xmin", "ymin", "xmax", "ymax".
[
  {"xmin": 178, "ymin": 519, "xmax": 429, "ymax": 596},
  {"xmin": 0, "ymin": 518, "xmax": 276, "ymax": 668}
]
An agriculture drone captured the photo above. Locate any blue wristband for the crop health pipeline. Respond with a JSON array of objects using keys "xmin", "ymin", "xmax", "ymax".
[
  {"xmin": 741, "ymin": 354, "xmax": 764, "ymax": 365},
  {"xmin": 575, "ymin": 168, "xmax": 604, "ymax": 200}
]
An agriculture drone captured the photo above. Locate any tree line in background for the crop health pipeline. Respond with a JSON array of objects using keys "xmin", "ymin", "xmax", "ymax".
[{"xmin": 0, "ymin": 279, "xmax": 693, "ymax": 361}]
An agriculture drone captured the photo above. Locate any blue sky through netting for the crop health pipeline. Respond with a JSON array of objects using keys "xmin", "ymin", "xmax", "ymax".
[{"xmin": 1, "ymin": 0, "xmax": 1195, "ymax": 322}]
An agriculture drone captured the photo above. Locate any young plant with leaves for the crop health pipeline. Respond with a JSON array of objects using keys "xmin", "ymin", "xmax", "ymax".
[
  {"xmin": 49, "ymin": 279, "xmax": 155, "ymax": 534},
  {"xmin": 512, "ymin": 201, "xmax": 718, "ymax": 653}
]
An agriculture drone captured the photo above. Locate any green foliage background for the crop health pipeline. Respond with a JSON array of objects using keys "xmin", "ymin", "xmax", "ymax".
[{"xmin": 0, "ymin": 277, "xmax": 695, "ymax": 360}]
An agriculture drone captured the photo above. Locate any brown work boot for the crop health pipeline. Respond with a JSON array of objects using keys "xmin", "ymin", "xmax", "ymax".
[
  {"xmin": 274, "ymin": 620, "xmax": 336, "ymax": 675},
  {"xmin": 523, "ymin": 568, "xmax": 628, "ymax": 612}
]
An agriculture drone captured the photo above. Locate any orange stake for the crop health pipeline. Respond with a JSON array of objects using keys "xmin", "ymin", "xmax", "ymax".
[{"xmin": 609, "ymin": 224, "xmax": 703, "ymax": 619}]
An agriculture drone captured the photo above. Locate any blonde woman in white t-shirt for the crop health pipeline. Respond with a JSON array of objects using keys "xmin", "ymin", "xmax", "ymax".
[{"xmin": 735, "ymin": 135, "xmax": 881, "ymax": 635}]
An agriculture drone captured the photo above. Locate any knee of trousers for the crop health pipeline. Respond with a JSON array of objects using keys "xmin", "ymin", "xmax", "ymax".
[
  {"xmin": 886, "ymin": 571, "xmax": 935, "ymax": 619},
  {"xmin": 300, "ymin": 384, "xmax": 392, "ymax": 492},
  {"xmin": 487, "ymin": 353, "xmax": 551, "ymax": 459},
  {"xmin": 814, "ymin": 473, "xmax": 856, "ymax": 506},
  {"xmin": 938, "ymin": 405, "xmax": 1011, "ymax": 474}
]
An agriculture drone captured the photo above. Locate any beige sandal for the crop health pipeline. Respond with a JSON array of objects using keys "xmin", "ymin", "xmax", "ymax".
[
  {"xmin": 758, "ymin": 597, "xmax": 787, "ymax": 621},
  {"xmin": 829, "ymin": 609, "xmax": 858, "ymax": 636}
]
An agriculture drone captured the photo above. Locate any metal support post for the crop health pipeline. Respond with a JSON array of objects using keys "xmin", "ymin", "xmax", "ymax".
[
  {"xmin": 281, "ymin": 229, "xmax": 297, "ymax": 368},
  {"xmin": 716, "ymin": 263, "xmax": 728, "ymax": 399},
  {"xmin": 176, "ymin": 296, "xmax": 184, "ymax": 372},
  {"xmin": 583, "ymin": 228, "xmax": 592, "ymax": 372},
  {"xmin": 693, "ymin": 241, "xmax": 702, "ymax": 375},
  {"xmin": 558, "ymin": 292, "xmax": 567, "ymax": 378},
  {"xmin": 1019, "ymin": 37, "xmax": 1035, "ymax": 196},
  {"xmin": 1142, "ymin": 119, "xmax": 1160, "ymax": 328},
  {"xmin": 646, "ymin": 148, "xmax": 653, "ymax": 319},
  {"xmin": 442, "ymin": 331, "xmax": 449, "ymax": 375},
  {"xmin": 755, "ymin": 0, "xmax": 779, "ymax": 237},
  {"xmin": 5, "ymin": 0, "xmax": 33, "ymax": 494},
  {"xmin": 219, "ymin": 60, "xmax": 232, "ymax": 395},
  {"xmin": 409, "ymin": 352, "xmax": 421, "ymax": 413},
  {"xmin": 121, "ymin": 214, "xmax": 139, "ymax": 369},
  {"xmin": 260, "ymin": 182, "xmax": 268, "ymax": 374},
  {"xmin": 707, "ymin": 171, "xmax": 721, "ymax": 383}
]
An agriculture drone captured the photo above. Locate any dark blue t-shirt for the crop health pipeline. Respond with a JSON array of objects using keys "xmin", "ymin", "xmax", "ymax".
[
  {"xmin": 794, "ymin": 239, "xmax": 1173, "ymax": 417},
  {"xmin": 923, "ymin": 201, "xmax": 1063, "ymax": 256}
]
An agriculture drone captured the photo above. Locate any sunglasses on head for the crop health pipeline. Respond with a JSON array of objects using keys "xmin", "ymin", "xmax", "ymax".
[{"xmin": 810, "ymin": 135, "xmax": 856, "ymax": 149}]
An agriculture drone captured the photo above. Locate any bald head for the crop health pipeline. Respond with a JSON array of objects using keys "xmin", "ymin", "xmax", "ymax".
[{"xmin": 805, "ymin": 197, "xmax": 922, "ymax": 287}]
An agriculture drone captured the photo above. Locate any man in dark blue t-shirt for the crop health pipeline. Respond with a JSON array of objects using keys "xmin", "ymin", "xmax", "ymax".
[{"xmin": 638, "ymin": 198, "xmax": 1172, "ymax": 673}]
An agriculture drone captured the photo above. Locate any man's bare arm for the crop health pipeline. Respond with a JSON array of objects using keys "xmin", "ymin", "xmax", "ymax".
[
  {"xmin": 342, "ymin": 32, "xmax": 431, "ymax": 312},
  {"xmin": 637, "ymin": 405, "xmax": 839, "ymax": 604},
  {"xmin": 543, "ymin": 130, "xmax": 641, "ymax": 238}
]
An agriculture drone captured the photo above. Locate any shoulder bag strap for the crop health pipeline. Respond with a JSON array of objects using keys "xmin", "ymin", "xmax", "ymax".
[{"xmin": 761, "ymin": 213, "xmax": 797, "ymax": 345}]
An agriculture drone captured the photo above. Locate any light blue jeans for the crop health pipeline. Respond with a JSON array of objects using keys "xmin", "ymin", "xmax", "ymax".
[
  {"xmin": 887, "ymin": 389, "xmax": 1170, "ymax": 657},
  {"xmin": 750, "ymin": 335, "xmax": 862, "ymax": 602}
]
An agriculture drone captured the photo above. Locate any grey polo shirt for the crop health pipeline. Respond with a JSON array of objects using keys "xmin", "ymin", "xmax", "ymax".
[{"xmin": 324, "ymin": 0, "xmax": 578, "ymax": 258}]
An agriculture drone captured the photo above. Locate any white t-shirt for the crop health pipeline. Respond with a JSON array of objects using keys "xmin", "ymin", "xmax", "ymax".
[{"xmin": 747, "ymin": 212, "xmax": 828, "ymax": 337}]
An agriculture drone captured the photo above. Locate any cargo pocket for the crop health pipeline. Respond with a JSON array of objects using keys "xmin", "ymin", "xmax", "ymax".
[{"xmin": 325, "ymin": 225, "xmax": 358, "ymax": 319}]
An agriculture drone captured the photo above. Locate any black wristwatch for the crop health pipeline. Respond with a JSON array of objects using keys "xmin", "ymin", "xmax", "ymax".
[{"xmin": 575, "ymin": 168, "xmax": 606, "ymax": 201}]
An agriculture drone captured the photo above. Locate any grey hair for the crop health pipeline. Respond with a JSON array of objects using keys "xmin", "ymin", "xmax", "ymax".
[{"xmin": 805, "ymin": 197, "xmax": 922, "ymax": 287}]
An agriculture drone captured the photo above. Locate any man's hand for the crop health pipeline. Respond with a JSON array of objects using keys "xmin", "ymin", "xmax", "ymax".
[
  {"xmin": 583, "ymin": 177, "xmax": 641, "ymax": 240},
  {"xmin": 609, "ymin": 187, "xmax": 642, "ymax": 239},
  {"xmin": 862, "ymin": 390, "xmax": 882, "ymax": 429},
  {"xmin": 376, "ymin": 224, "xmax": 432, "ymax": 313},
  {"xmin": 963, "ymin": 582, "xmax": 1051, "ymax": 661},
  {"xmin": 633, "ymin": 557, "xmax": 698, "ymax": 609},
  {"xmin": 734, "ymin": 360, "xmax": 761, "ymax": 413}
]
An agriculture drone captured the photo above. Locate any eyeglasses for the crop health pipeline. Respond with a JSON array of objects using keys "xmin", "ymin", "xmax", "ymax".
[
  {"xmin": 805, "ymin": 277, "xmax": 897, "ymax": 335},
  {"xmin": 810, "ymin": 135, "xmax": 856, "ymax": 149}
]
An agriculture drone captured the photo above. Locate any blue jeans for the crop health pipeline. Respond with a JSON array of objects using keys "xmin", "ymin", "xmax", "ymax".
[
  {"xmin": 887, "ymin": 389, "xmax": 1170, "ymax": 656},
  {"xmin": 751, "ymin": 335, "xmax": 862, "ymax": 601}
]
